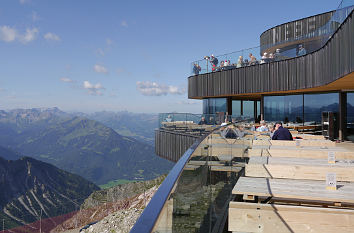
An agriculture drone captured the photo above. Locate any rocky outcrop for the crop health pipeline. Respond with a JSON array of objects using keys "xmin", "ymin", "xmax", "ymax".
[
  {"xmin": 52, "ymin": 176, "xmax": 165, "ymax": 233},
  {"xmin": 0, "ymin": 156, "xmax": 99, "ymax": 229},
  {"xmin": 81, "ymin": 175, "xmax": 165, "ymax": 209}
]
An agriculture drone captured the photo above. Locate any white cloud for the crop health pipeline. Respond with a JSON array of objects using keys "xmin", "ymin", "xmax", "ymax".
[
  {"xmin": 60, "ymin": 77, "xmax": 73, "ymax": 83},
  {"xmin": 20, "ymin": 27, "xmax": 38, "ymax": 44},
  {"xmin": 0, "ymin": 26, "xmax": 38, "ymax": 44},
  {"xmin": 83, "ymin": 81, "xmax": 105, "ymax": 96},
  {"xmin": 44, "ymin": 32, "xmax": 60, "ymax": 41},
  {"xmin": 121, "ymin": 20, "xmax": 128, "ymax": 27},
  {"xmin": 136, "ymin": 81, "xmax": 186, "ymax": 96},
  {"xmin": 93, "ymin": 64, "xmax": 108, "ymax": 74},
  {"xmin": 0, "ymin": 26, "xmax": 17, "ymax": 42}
]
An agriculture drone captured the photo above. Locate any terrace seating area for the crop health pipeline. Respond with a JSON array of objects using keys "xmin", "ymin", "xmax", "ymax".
[
  {"xmin": 229, "ymin": 131, "xmax": 354, "ymax": 233},
  {"xmin": 150, "ymin": 122, "xmax": 354, "ymax": 232}
]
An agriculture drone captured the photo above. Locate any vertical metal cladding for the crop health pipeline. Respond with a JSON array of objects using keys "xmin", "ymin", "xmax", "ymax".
[
  {"xmin": 260, "ymin": 11, "xmax": 334, "ymax": 53},
  {"xmin": 155, "ymin": 129, "xmax": 201, "ymax": 162},
  {"xmin": 188, "ymin": 11, "xmax": 354, "ymax": 99}
]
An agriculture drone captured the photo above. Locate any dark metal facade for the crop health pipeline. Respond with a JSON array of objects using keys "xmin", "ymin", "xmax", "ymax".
[
  {"xmin": 188, "ymin": 10, "xmax": 354, "ymax": 99},
  {"xmin": 155, "ymin": 129, "xmax": 201, "ymax": 162},
  {"xmin": 260, "ymin": 11, "xmax": 334, "ymax": 53}
]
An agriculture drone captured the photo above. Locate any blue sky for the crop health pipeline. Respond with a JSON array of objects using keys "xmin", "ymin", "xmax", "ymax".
[{"xmin": 0, "ymin": 0, "xmax": 338, "ymax": 113}]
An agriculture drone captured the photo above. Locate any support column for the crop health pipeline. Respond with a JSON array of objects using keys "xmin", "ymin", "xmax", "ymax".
[
  {"xmin": 241, "ymin": 100, "xmax": 244, "ymax": 116},
  {"xmin": 254, "ymin": 101, "xmax": 258, "ymax": 121},
  {"xmin": 260, "ymin": 95, "xmax": 264, "ymax": 121},
  {"xmin": 339, "ymin": 92, "xmax": 347, "ymax": 141},
  {"xmin": 227, "ymin": 97, "xmax": 232, "ymax": 116}
]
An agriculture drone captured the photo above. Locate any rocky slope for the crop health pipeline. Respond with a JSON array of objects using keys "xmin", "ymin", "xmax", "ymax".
[
  {"xmin": 0, "ymin": 156, "xmax": 99, "ymax": 230},
  {"xmin": 52, "ymin": 176, "xmax": 165, "ymax": 233}
]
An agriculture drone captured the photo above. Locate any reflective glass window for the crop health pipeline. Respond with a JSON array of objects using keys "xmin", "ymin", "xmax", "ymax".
[
  {"xmin": 304, "ymin": 93, "xmax": 338, "ymax": 123},
  {"xmin": 202, "ymin": 98, "xmax": 226, "ymax": 114},
  {"xmin": 232, "ymin": 100, "xmax": 241, "ymax": 116},
  {"xmin": 264, "ymin": 94, "xmax": 303, "ymax": 123},
  {"xmin": 243, "ymin": 101, "xmax": 254, "ymax": 118}
]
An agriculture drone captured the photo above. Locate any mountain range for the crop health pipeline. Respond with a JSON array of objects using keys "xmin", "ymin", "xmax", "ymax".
[
  {"xmin": 0, "ymin": 108, "xmax": 173, "ymax": 185},
  {"xmin": 0, "ymin": 156, "xmax": 99, "ymax": 230},
  {"xmin": 78, "ymin": 111, "xmax": 157, "ymax": 145}
]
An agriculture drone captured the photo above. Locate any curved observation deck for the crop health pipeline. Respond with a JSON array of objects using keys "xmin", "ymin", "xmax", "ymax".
[
  {"xmin": 260, "ymin": 11, "xmax": 334, "ymax": 54},
  {"xmin": 188, "ymin": 8, "xmax": 354, "ymax": 100}
]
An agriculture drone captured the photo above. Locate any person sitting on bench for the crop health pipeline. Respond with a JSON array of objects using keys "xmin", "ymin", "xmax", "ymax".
[{"xmin": 272, "ymin": 122, "xmax": 293, "ymax": 140}]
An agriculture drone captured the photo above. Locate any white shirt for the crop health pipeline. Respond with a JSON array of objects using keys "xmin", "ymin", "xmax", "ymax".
[{"xmin": 256, "ymin": 125, "xmax": 269, "ymax": 132}]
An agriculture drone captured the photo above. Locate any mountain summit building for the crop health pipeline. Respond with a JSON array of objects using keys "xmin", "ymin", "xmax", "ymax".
[{"xmin": 132, "ymin": 3, "xmax": 354, "ymax": 233}]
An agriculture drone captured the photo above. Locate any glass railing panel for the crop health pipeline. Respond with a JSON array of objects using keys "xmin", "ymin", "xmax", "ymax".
[{"xmin": 151, "ymin": 121, "xmax": 257, "ymax": 233}]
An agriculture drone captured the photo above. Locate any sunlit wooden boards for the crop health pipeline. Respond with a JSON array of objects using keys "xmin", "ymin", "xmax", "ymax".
[
  {"xmin": 252, "ymin": 139, "xmax": 336, "ymax": 147},
  {"xmin": 232, "ymin": 177, "xmax": 354, "ymax": 204},
  {"xmin": 229, "ymin": 202, "xmax": 354, "ymax": 233},
  {"xmin": 249, "ymin": 148, "xmax": 354, "ymax": 159},
  {"xmin": 246, "ymin": 156, "xmax": 354, "ymax": 181},
  {"xmin": 292, "ymin": 134, "xmax": 325, "ymax": 140},
  {"xmin": 184, "ymin": 164, "xmax": 242, "ymax": 172},
  {"xmin": 192, "ymin": 147, "xmax": 246, "ymax": 158}
]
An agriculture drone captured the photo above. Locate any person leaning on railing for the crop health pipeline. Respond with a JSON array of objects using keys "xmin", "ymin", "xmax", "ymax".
[
  {"xmin": 248, "ymin": 53, "xmax": 257, "ymax": 65},
  {"xmin": 193, "ymin": 63, "xmax": 201, "ymax": 75},
  {"xmin": 236, "ymin": 56, "xmax": 244, "ymax": 68}
]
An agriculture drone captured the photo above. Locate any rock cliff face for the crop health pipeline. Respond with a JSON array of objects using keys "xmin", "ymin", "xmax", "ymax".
[{"xmin": 0, "ymin": 156, "xmax": 99, "ymax": 229}]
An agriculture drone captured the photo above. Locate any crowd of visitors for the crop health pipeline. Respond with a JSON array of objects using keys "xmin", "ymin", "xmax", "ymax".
[{"xmin": 193, "ymin": 44, "xmax": 307, "ymax": 75}]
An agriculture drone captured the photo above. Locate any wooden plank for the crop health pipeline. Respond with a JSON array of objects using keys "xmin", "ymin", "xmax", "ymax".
[
  {"xmin": 253, "ymin": 140, "xmax": 271, "ymax": 146},
  {"xmin": 192, "ymin": 147, "xmax": 246, "ymax": 158},
  {"xmin": 184, "ymin": 164, "xmax": 242, "ymax": 172},
  {"xmin": 292, "ymin": 134, "xmax": 325, "ymax": 140},
  {"xmin": 265, "ymin": 149, "xmax": 354, "ymax": 159},
  {"xmin": 246, "ymin": 156, "xmax": 354, "ymax": 182},
  {"xmin": 232, "ymin": 177, "xmax": 354, "ymax": 204},
  {"xmin": 270, "ymin": 140, "xmax": 336, "ymax": 147},
  {"xmin": 229, "ymin": 202, "xmax": 354, "ymax": 233},
  {"xmin": 188, "ymin": 160, "xmax": 244, "ymax": 167}
]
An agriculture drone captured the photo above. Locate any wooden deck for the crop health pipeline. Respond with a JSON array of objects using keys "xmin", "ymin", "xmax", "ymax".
[{"xmin": 229, "ymin": 138, "xmax": 354, "ymax": 233}]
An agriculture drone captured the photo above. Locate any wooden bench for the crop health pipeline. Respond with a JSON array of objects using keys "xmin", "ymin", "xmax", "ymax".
[
  {"xmin": 246, "ymin": 156, "xmax": 354, "ymax": 181},
  {"xmin": 229, "ymin": 202, "xmax": 354, "ymax": 233},
  {"xmin": 232, "ymin": 177, "xmax": 354, "ymax": 204},
  {"xmin": 252, "ymin": 139, "xmax": 336, "ymax": 147},
  {"xmin": 248, "ymin": 148, "xmax": 354, "ymax": 159}
]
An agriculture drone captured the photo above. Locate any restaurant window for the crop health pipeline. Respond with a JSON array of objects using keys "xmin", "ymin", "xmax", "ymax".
[
  {"xmin": 304, "ymin": 93, "xmax": 338, "ymax": 124},
  {"xmin": 202, "ymin": 98, "xmax": 227, "ymax": 114},
  {"xmin": 232, "ymin": 100, "xmax": 241, "ymax": 116},
  {"xmin": 243, "ymin": 101, "xmax": 254, "ymax": 118},
  {"xmin": 264, "ymin": 94, "xmax": 303, "ymax": 123}
]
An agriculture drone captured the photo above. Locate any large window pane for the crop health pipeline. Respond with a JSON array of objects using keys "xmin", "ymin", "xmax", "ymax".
[
  {"xmin": 232, "ymin": 100, "xmax": 241, "ymax": 116},
  {"xmin": 347, "ymin": 93, "xmax": 354, "ymax": 141},
  {"xmin": 243, "ymin": 101, "xmax": 254, "ymax": 118},
  {"xmin": 202, "ymin": 98, "xmax": 226, "ymax": 114},
  {"xmin": 304, "ymin": 93, "xmax": 338, "ymax": 124},
  {"xmin": 264, "ymin": 95, "xmax": 303, "ymax": 123}
]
